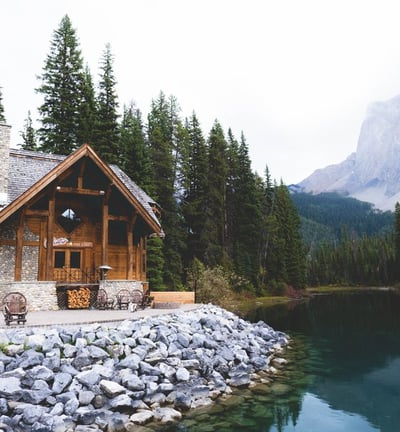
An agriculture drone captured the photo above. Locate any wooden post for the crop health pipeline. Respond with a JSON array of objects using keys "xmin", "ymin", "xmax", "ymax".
[
  {"xmin": 14, "ymin": 210, "xmax": 25, "ymax": 281},
  {"xmin": 126, "ymin": 212, "xmax": 137, "ymax": 279},
  {"xmin": 46, "ymin": 195, "xmax": 55, "ymax": 280},
  {"xmin": 101, "ymin": 185, "xmax": 112, "ymax": 267}
]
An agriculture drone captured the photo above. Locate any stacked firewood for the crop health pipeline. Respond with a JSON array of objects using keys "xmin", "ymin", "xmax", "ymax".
[{"xmin": 67, "ymin": 287, "xmax": 91, "ymax": 309}]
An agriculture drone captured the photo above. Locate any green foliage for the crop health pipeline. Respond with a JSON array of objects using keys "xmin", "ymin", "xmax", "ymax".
[
  {"xmin": 119, "ymin": 103, "xmax": 152, "ymax": 192},
  {"xmin": 76, "ymin": 65, "xmax": 97, "ymax": 146},
  {"xmin": 186, "ymin": 261, "xmax": 234, "ymax": 306},
  {"xmin": 20, "ymin": 111, "xmax": 37, "ymax": 150},
  {"xmin": 202, "ymin": 120, "xmax": 228, "ymax": 267},
  {"xmin": 292, "ymin": 192, "xmax": 394, "ymax": 244},
  {"xmin": 36, "ymin": 15, "xmax": 85, "ymax": 154},
  {"xmin": 93, "ymin": 44, "xmax": 120, "ymax": 164},
  {"xmin": 147, "ymin": 92, "xmax": 187, "ymax": 290},
  {"xmin": 146, "ymin": 236, "xmax": 166, "ymax": 291}
]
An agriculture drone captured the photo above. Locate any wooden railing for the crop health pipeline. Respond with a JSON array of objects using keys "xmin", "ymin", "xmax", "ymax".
[{"xmin": 53, "ymin": 268, "xmax": 99, "ymax": 284}]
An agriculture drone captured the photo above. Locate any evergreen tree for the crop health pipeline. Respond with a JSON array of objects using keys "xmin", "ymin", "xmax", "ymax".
[
  {"xmin": 93, "ymin": 44, "xmax": 120, "ymax": 164},
  {"xmin": 147, "ymin": 92, "xmax": 186, "ymax": 289},
  {"xmin": 231, "ymin": 132, "xmax": 263, "ymax": 288},
  {"xmin": 119, "ymin": 102, "xmax": 152, "ymax": 192},
  {"xmin": 182, "ymin": 113, "xmax": 209, "ymax": 265},
  {"xmin": 225, "ymin": 129, "xmax": 240, "ymax": 263},
  {"xmin": 36, "ymin": 15, "xmax": 85, "ymax": 154},
  {"xmin": 76, "ymin": 65, "xmax": 97, "ymax": 146},
  {"xmin": 202, "ymin": 120, "xmax": 228, "ymax": 267},
  {"xmin": 146, "ymin": 236, "xmax": 166, "ymax": 290},
  {"xmin": 20, "ymin": 111, "xmax": 37, "ymax": 150},
  {"xmin": 0, "ymin": 86, "xmax": 5, "ymax": 122},
  {"xmin": 274, "ymin": 183, "xmax": 306, "ymax": 288}
]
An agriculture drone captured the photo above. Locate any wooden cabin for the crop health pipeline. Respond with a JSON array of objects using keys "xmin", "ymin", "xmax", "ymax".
[{"xmin": 0, "ymin": 123, "xmax": 163, "ymax": 310}]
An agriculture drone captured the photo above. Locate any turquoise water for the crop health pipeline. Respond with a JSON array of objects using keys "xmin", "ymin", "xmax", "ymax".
[{"xmin": 159, "ymin": 289, "xmax": 400, "ymax": 431}]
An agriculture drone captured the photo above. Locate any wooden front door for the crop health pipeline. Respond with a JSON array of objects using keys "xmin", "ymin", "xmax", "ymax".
[{"xmin": 53, "ymin": 248, "xmax": 84, "ymax": 283}]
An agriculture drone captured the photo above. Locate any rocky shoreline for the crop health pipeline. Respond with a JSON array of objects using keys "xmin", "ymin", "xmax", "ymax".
[{"xmin": 0, "ymin": 304, "xmax": 289, "ymax": 431}]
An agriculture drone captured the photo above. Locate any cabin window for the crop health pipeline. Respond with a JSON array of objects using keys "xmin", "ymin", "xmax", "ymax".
[{"xmin": 57, "ymin": 208, "xmax": 82, "ymax": 233}]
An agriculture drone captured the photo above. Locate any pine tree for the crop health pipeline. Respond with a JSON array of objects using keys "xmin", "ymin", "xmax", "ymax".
[
  {"xmin": 274, "ymin": 183, "xmax": 306, "ymax": 288},
  {"xmin": 230, "ymin": 132, "xmax": 263, "ymax": 288},
  {"xmin": 20, "ymin": 111, "xmax": 37, "ymax": 150},
  {"xmin": 202, "ymin": 120, "xmax": 228, "ymax": 267},
  {"xmin": 119, "ymin": 103, "xmax": 152, "ymax": 192},
  {"xmin": 36, "ymin": 15, "xmax": 85, "ymax": 154},
  {"xmin": 0, "ymin": 86, "xmax": 5, "ymax": 122},
  {"xmin": 147, "ymin": 92, "xmax": 186, "ymax": 289},
  {"xmin": 93, "ymin": 44, "xmax": 120, "ymax": 164},
  {"xmin": 76, "ymin": 65, "xmax": 97, "ymax": 146},
  {"xmin": 182, "ymin": 113, "xmax": 209, "ymax": 265}
]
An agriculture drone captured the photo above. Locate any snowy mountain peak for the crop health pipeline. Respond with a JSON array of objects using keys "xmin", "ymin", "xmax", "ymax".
[{"xmin": 297, "ymin": 95, "xmax": 400, "ymax": 211}]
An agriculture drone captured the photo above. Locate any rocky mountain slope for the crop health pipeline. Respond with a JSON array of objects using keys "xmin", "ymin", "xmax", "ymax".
[{"xmin": 298, "ymin": 95, "xmax": 400, "ymax": 211}]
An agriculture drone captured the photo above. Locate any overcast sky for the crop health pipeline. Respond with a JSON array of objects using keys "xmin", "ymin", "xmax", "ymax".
[{"xmin": 2, "ymin": 0, "xmax": 400, "ymax": 184}]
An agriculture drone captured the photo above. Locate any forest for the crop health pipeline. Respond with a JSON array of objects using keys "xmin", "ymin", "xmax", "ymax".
[{"xmin": 1, "ymin": 15, "xmax": 400, "ymax": 296}]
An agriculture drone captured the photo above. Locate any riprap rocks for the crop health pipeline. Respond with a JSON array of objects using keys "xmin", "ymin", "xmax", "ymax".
[{"xmin": 0, "ymin": 304, "xmax": 289, "ymax": 431}]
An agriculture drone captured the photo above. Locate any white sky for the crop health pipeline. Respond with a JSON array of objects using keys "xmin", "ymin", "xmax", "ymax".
[{"xmin": 2, "ymin": 0, "xmax": 400, "ymax": 184}]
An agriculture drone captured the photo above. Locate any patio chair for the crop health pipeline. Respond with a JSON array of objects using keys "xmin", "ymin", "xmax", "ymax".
[
  {"xmin": 2, "ymin": 292, "xmax": 28, "ymax": 325},
  {"xmin": 130, "ymin": 289, "xmax": 144, "ymax": 311},
  {"xmin": 116, "ymin": 289, "xmax": 130, "ymax": 310},
  {"xmin": 96, "ymin": 288, "xmax": 114, "ymax": 310}
]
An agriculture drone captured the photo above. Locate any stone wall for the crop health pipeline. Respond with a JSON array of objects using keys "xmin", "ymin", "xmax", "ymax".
[
  {"xmin": 0, "ymin": 281, "xmax": 58, "ymax": 311},
  {"xmin": 99, "ymin": 280, "xmax": 144, "ymax": 297},
  {"xmin": 0, "ymin": 245, "xmax": 16, "ymax": 282}
]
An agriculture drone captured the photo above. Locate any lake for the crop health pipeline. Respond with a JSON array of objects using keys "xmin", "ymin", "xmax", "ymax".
[{"xmin": 158, "ymin": 289, "xmax": 400, "ymax": 431}]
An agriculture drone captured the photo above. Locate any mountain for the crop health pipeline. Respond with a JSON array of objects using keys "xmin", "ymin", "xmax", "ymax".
[
  {"xmin": 297, "ymin": 95, "xmax": 400, "ymax": 211},
  {"xmin": 291, "ymin": 192, "xmax": 393, "ymax": 247}
]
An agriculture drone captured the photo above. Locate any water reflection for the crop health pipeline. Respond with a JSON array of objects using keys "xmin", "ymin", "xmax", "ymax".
[
  {"xmin": 271, "ymin": 392, "xmax": 379, "ymax": 432},
  {"xmin": 249, "ymin": 289, "xmax": 400, "ymax": 432}
]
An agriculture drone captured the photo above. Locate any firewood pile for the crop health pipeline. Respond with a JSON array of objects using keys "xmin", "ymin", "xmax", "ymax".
[{"xmin": 67, "ymin": 286, "xmax": 91, "ymax": 309}]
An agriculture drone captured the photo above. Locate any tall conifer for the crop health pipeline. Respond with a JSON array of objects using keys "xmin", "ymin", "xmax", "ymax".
[
  {"xmin": 94, "ymin": 44, "xmax": 120, "ymax": 164},
  {"xmin": 119, "ymin": 103, "xmax": 152, "ymax": 192},
  {"xmin": 77, "ymin": 65, "xmax": 97, "ymax": 146},
  {"xmin": 203, "ymin": 120, "xmax": 228, "ymax": 267},
  {"xmin": 20, "ymin": 111, "xmax": 37, "ymax": 150},
  {"xmin": 36, "ymin": 15, "xmax": 85, "ymax": 154},
  {"xmin": 147, "ymin": 92, "xmax": 186, "ymax": 289},
  {"xmin": 182, "ymin": 113, "xmax": 209, "ymax": 264}
]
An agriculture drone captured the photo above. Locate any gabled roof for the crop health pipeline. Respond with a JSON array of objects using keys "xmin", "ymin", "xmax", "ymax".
[{"xmin": 0, "ymin": 144, "xmax": 161, "ymax": 233}]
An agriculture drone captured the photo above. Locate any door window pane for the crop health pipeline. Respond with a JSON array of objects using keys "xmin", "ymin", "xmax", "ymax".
[
  {"xmin": 70, "ymin": 251, "xmax": 81, "ymax": 268},
  {"xmin": 54, "ymin": 251, "xmax": 65, "ymax": 268}
]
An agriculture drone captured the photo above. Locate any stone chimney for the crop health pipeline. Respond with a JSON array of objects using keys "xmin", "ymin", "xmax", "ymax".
[{"xmin": 0, "ymin": 123, "xmax": 11, "ymax": 207}]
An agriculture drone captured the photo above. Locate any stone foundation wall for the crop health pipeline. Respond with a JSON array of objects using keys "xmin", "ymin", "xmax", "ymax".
[
  {"xmin": 22, "ymin": 246, "xmax": 39, "ymax": 281},
  {"xmin": 0, "ymin": 245, "xmax": 16, "ymax": 282},
  {"xmin": 0, "ymin": 281, "xmax": 58, "ymax": 311},
  {"xmin": 99, "ymin": 280, "xmax": 144, "ymax": 298}
]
